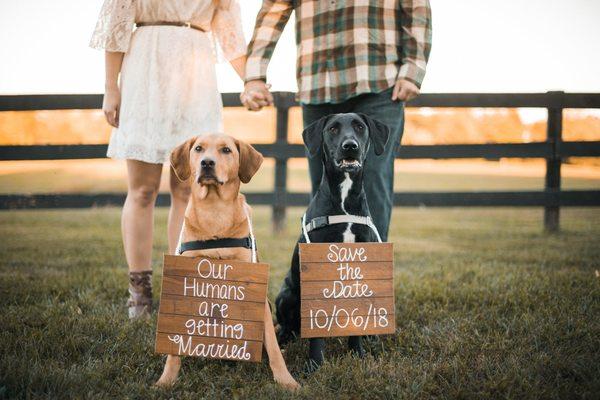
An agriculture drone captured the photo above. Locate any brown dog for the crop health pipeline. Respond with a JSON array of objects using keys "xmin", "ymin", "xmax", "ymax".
[{"xmin": 155, "ymin": 134, "xmax": 299, "ymax": 389}]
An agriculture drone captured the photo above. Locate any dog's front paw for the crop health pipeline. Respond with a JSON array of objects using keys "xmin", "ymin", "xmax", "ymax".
[
  {"xmin": 155, "ymin": 369, "xmax": 179, "ymax": 387},
  {"xmin": 274, "ymin": 371, "xmax": 300, "ymax": 390},
  {"xmin": 351, "ymin": 345, "xmax": 366, "ymax": 358},
  {"xmin": 348, "ymin": 336, "xmax": 365, "ymax": 358},
  {"xmin": 155, "ymin": 356, "xmax": 181, "ymax": 387},
  {"xmin": 303, "ymin": 358, "xmax": 323, "ymax": 376},
  {"xmin": 154, "ymin": 374, "xmax": 177, "ymax": 387}
]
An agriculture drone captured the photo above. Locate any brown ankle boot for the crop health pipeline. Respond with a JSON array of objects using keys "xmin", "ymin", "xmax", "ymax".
[{"xmin": 127, "ymin": 270, "xmax": 153, "ymax": 319}]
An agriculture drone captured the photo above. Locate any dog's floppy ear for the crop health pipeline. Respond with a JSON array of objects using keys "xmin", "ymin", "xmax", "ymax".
[
  {"xmin": 170, "ymin": 137, "xmax": 196, "ymax": 181},
  {"xmin": 236, "ymin": 139, "xmax": 264, "ymax": 183},
  {"xmin": 302, "ymin": 115, "xmax": 331, "ymax": 157},
  {"xmin": 358, "ymin": 113, "xmax": 390, "ymax": 156}
]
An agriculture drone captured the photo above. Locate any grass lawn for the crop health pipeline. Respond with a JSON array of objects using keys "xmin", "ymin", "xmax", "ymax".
[{"xmin": 0, "ymin": 207, "xmax": 599, "ymax": 399}]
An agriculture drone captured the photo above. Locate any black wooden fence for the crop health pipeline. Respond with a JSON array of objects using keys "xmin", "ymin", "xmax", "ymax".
[{"xmin": 1, "ymin": 91, "xmax": 599, "ymax": 232}]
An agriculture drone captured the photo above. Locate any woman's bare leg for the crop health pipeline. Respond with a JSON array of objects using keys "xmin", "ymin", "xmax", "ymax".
[
  {"xmin": 167, "ymin": 166, "xmax": 191, "ymax": 255},
  {"xmin": 122, "ymin": 160, "xmax": 163, "ymax": 272},
  {"xmin": 122, "ymin": 160, "xmax": 162, "ymax": 318},
  {"xmin": 155, "ymin": 168, "xmax": 189, "ymax": 386}
]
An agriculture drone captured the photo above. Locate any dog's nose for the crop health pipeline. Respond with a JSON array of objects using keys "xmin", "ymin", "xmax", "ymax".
[
  {"xmin": 201, "ymin": 158, "xmax": 215, "ymax": 169},
  {"xmin": 342, "ymin": 139, "xmax": 359, "ymax": 151}
]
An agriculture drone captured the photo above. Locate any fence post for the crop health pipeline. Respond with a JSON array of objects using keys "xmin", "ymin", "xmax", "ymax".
[
  {"xmin": 544, "ymin": 91, "xmax": 563, "ymax": 232},
  {"xmin": 273, "ymin": 93, "xmax": 292, "ymax": 232}
]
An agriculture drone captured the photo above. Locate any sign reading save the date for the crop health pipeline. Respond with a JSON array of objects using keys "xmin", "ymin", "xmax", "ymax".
[
  {"xmin": 155, "ymin": 255, "xmax": 268, "ymax": 362},
  {"xmin": 299, "ymin": 243, "xmax": 395, "ymax": 338}
]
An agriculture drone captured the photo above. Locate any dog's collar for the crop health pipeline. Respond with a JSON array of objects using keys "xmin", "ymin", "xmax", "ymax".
[
  {"xmin": 175, "ymin": 205, "xmax": 258, "ymax": 262},
  {"xmin": 304, "ymin": 215, "xmax": 372, "ymax": 233},
  {"xmin": 302, "ymin": 214, "xmax": 382, "ymax": 243},
  {"xmin": 178, "ymin": 237, "xmax": 254, "ymax": 255}
]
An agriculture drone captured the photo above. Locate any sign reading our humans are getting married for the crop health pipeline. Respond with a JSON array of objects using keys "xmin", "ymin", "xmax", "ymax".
[
  {"xmin": 155, "ymin": 255, "xmax": 269, "ymax": 362},
  {"xmin": 299, "ymin": 243, "xmax": 395, "ymax": 338}
]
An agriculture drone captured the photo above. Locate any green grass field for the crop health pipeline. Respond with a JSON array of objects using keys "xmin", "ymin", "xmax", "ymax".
[{"xmin": 1, "ymin": 207, "xmax": 599, "ymax": 399}]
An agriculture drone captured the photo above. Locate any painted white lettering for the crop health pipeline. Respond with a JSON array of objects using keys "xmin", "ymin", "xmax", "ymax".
[
  {"xmin": 183, "ymin": 277, "xmax": 196, "ymax": 296},
  {"xmin": 197, "ymin": 259, "xmax": 233, "ymax": 280},
  {"xmin": 183, "ymin": 317, "xmax": 245, "ymax": 340},
  {"xmin": 322, "ymin": 280, "xmax": 374, "ymax": 299},
  {"xmin": 183, "ymin": 279, "xmax": 245, "ymax": 301},
  {"xmin": 327, "ymin": 244, "xmax": 368, "ymax": 263},
  {"xmin": 336, "ymin": 263, "xmax": 364, "ymax": 280}
]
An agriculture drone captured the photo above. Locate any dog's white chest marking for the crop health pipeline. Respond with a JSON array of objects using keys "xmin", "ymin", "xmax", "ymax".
[
  {"xmin": 339, "ymin": 173, "xmax": 356, "ymax": 243},
  {"xmin": 339, "ymin": 173, "xmax": 352, "ymax": 213},
  {"xmin": 343, "ymin": 224, "xmax": 355, "ymax": 243}
]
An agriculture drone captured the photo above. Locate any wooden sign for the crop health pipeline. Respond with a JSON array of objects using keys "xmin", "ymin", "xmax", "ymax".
[
  {"xmin": 299, "ymin": 243, "xmax": 395, "ymax": 338},
  {"xmin": 155, "ymin": 254, "xmax": 269, "ymax": 362}
]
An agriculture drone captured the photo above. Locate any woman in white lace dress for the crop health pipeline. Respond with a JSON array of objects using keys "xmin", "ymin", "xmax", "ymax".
[{"xmin": 90, "ymin": 0, "xmax": 250, "ymax": 319}]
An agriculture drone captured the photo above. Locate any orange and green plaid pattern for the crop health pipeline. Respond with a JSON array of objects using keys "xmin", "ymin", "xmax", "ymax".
[{"xmin": 246, "ymin": 0, "xmax": 432, "ymax": 104}]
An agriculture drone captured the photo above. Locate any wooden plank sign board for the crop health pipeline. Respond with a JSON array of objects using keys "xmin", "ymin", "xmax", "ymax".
[
  {"xmin": 155, "ymin": 254, "xmax": 269, "ymax": 362},
  {"xmin": 299, "ymin": 243, "xmax": 395, "ymax": 338}
]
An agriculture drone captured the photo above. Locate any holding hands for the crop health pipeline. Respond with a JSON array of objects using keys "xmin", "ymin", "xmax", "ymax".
[
  {"xmin": 241, "ymin": 80, "xmax": 274, "ymax": 111},
  {"xmin": 240, "ymin": 78, "xmax": 419, "ymax": 111}
]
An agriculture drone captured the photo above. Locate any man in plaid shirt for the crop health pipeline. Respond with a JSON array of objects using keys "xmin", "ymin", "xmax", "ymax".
[{"xmin": 242, "ymin": 0, "xmax": 432, "ymax": 241}]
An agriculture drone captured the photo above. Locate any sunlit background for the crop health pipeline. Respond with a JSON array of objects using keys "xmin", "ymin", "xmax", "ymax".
[{"xmin": 0, "ymin": 0, "xmax": 599, "ymax": 195}]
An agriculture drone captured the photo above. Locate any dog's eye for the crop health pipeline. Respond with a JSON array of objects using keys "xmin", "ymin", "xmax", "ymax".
[
  {"xmin": 355, "ymin": 124, "xmax": 365, "ymax": 131},
  {"xmin": 221, "ymin": 147, "xmax": 232, "ymax": 154},
  {"xmin": 194, "ymin": 145, "xmax": 203, "ymax": 152},
  {"xmin": 328, "ymin": 126, "xmax": 338, "ymax": 134}
]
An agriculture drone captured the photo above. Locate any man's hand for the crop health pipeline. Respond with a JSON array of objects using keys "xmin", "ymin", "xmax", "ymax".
[
  {"xmin": 241, "ymin": 80, "xmax": 274, "ymax": 111},
  {"xmin": 391, "ymin": 79, "xmax": 420, "ymax": 102}
]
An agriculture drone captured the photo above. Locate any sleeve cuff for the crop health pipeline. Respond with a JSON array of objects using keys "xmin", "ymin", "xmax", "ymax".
[
  {"xmin": 244, "ymin": 76, "xmax": 267, "ymax": 84},
  {"xmin": 244, "ymin": 58, "xmax": 268, "ymax": 83},
  {"xmin": 88, "ymin": 37, "xmax": 129, "ymax": 53},
  {"xmin": 397, "ymin": 61, "xmax": 426, "ymax": 89}
]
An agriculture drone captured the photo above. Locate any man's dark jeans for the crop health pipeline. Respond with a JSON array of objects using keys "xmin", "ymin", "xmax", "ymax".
[{"xmin": 301, "ymin": 87, "xmax": 405, "ymax": 242}]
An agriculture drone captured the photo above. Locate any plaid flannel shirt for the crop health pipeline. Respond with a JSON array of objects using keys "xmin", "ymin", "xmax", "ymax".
[{"xmin": 246, "ymin": 0, "xmax": 432, "ymax": 104}]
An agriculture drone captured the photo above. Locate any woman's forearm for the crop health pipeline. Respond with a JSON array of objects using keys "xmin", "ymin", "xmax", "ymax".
[
  {"xmin": 229, "ymin": 55, "xmax": 246, "ymax": 82},
  {"xmin": 105, "ymin": 51, "xmax": 125, "ymax": 90},
  {"xmin": 103, "ymin": 51, "xmax": 124, "ymax": 128}
]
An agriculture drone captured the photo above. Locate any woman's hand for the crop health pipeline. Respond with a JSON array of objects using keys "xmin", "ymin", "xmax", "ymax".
[
  {"xmin": 103, "ymin": 51, "xmax": 125, "ymax": 128},
  {"xmin": 103, "ymin": 86, "xmax": 121, "ymax": 128}
]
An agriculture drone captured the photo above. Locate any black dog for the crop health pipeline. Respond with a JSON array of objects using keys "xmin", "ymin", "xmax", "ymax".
[{"xmin": 275, "ymin": 113, "xmax": 390, "ymax": 369}]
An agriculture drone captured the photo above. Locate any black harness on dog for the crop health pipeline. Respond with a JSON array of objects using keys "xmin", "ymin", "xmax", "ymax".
[
  {"xmin": 178, "ymin": 237, "xmax": 253, "ymax": 255},
  {"xmin": 175, "ymin": 207, "xmax": 258, "ymax": 262},
  {"xmin": 302, "ymin": 213, "xmax": 383, "ymax": 243}
]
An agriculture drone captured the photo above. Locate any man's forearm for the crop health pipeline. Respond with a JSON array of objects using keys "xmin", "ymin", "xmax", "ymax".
[
  {"xmin": 245, "ymin": 0, "xmax": 294, "ymax": 82},
  {"xmin": 398, "ymin": 0, "xmax": 432, "ymax": 88}
]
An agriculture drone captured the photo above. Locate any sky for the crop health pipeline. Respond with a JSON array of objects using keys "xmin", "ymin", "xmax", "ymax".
[{"xmin": 0, "ymin": 0, "xmax": 599, "ymax": 95}]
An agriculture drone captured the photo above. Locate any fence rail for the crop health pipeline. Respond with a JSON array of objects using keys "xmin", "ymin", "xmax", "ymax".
[{"xmin": 1, "ymin": 91, "xmax": 599, "ymax": 232}]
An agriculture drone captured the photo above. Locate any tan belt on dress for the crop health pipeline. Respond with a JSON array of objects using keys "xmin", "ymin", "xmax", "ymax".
[{"xmin": 135, "ymin": 21, "xmax": 206, "ymax": 32}]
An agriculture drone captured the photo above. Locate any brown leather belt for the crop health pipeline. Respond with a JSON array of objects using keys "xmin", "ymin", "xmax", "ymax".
[{"xmin": 135, "ymin": 21, "xmax": 206, "ymax": 32}]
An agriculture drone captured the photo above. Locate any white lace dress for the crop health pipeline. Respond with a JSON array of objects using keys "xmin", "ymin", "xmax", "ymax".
[{"xmin": 90, "ymin": 0, "xmax": 246, "ymax": 164}]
